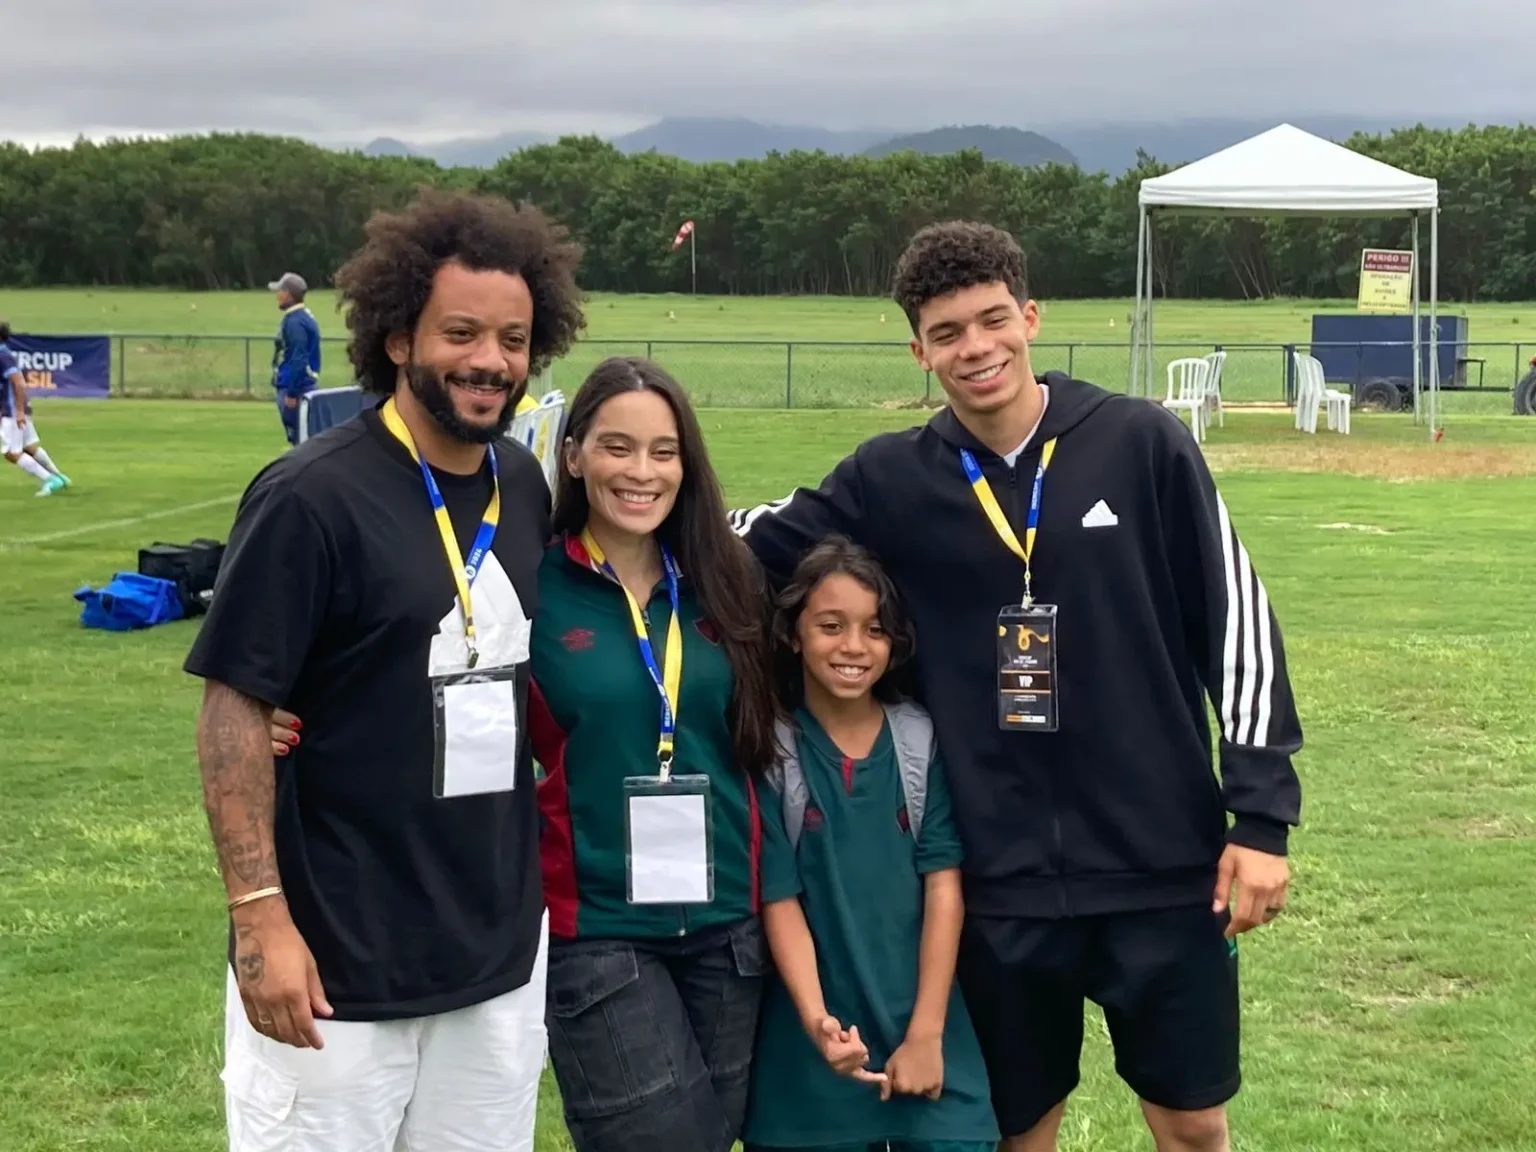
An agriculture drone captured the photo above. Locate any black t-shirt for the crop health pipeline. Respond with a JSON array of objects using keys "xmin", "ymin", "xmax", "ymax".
[{"xmin": 184, "ymin": 403, "xmax": 549, "ymax": 1021}]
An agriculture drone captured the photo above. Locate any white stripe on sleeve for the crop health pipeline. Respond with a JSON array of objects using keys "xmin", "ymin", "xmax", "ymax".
[{"xmin": 1216, "ymin": 493, "xmax": 1274, "ymax": 746}]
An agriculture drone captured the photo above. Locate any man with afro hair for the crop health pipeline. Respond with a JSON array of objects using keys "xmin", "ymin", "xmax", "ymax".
[
  {"xmin": 185, "ymin": 188, "xmax": 585, "ymax": 1152},
  {"xmin": 733, "ymin": 220, "xmax": 1302, "ymax": 1152}
]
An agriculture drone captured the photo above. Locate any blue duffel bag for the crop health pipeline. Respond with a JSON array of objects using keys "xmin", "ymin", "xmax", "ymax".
[{"xmin": 74, "ymin": 572, "xmax": 185, "ymax": 631}]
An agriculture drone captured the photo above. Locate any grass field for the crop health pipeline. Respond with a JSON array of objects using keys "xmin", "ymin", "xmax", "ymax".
[
  {"xmin": 3, "ymin": 289, "xmax": 1533, "ymax": 412},
  {"xmin": 2, "ymin": 392, "xmax": 1535, "ymax": 1150}
]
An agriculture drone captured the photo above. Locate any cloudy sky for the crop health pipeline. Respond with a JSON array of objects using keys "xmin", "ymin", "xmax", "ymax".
[{"xmin": 4, "ymin": 0, "xmax": 1528, "ymax": 147}]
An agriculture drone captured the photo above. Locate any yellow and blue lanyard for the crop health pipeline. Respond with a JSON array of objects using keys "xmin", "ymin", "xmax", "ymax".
[
  {"xmin": 581, "ymin": 528, "xmax": 684, "ymax": 781},
  {"xmin": 380, "ymin": 397, "xmax": 500, "ymax": 667},
  {"xmin": 960, "ymin": 437, "xmax": 1057, "ymax": 606}
]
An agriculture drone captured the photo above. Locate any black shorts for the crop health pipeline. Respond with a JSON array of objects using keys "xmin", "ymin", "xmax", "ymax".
[{"xmin": 955, "ymin": 903, "xmax": 1240, "ymax": 1137}]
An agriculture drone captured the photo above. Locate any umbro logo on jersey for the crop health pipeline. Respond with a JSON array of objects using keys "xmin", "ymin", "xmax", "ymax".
[
  {"xmin": 561, "ymin": 628, "xmax": 595, "ymax": 652},
  {"xmin": 1081, "ymin": 499, "xmax": 1119, "ymax": 528}
]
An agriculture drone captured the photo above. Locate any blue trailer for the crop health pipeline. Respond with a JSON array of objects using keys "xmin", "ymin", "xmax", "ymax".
[{"xmin": 1303, "ymin": 313, "xmax": 1475, "ymax": 411}]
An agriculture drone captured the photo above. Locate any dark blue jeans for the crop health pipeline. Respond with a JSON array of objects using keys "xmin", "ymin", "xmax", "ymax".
[
  {"xmin": 545, "ymin": 917, "xmax": 766, "ymax": 1152},
  {"xmin": 274, "ymin": 389, "xmax": 300, "ymax": 445}
]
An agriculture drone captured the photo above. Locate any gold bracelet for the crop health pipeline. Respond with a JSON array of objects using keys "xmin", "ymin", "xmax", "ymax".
[{"xmin": 228, "ymin": 886, "xmax": 283, "ymax": 911}]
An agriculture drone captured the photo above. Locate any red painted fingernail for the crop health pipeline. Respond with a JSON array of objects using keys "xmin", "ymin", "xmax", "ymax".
[
  {"xmin": 276, "ymin": 746, "xmax": 289, "ymax": 756},
  {"xmin": 287, "ymin": 733, "xmax": 300, "ymax": 745},
  {"xmin": 290, "ymin": 719, "xmax": 303, "ymax": 731}
]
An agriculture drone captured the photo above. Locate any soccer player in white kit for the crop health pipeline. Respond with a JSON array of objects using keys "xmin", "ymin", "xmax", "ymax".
[{"xmin": 0, "ymin": 323, "xmax": 71, "ymax": 496}]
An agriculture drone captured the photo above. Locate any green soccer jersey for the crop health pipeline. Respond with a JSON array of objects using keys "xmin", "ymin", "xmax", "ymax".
[
  {"xmin": 530, "ymin": 534, "xmax": 762, "ymax": 940},
  {"xmin": 743, "ymin": 708, "xmax": 998, "ymax": 1147}
]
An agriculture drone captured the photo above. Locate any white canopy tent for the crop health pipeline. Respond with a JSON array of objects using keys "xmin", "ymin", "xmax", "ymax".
[{"xmin": 1130, "ymin": 123, "xmax": 1442, "ymax": 438}]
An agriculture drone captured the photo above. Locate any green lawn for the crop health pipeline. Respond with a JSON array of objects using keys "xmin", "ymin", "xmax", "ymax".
[
  {"xmin": 2, "ymin": 289, "xmax": 1531, "ymax": 411},
  {"xmin": 1, "ymin": 398, "xmax": 1534, "ymax": 1150}
]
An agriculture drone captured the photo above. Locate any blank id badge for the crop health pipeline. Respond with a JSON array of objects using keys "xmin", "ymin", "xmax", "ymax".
[
  {"xmin": 997, "ymin": 604, "xmax": 1059, "ymax": 732},
  {"xmin": 623, "ymin": 775, "xmax": 715, "ymax": 905},
  {"xmin": 430, "ymin": 666, "xmax": 520, "ymax": 799}
]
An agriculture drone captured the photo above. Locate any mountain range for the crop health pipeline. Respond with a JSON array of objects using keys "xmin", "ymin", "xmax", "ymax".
[
  {"xmin": 358, "ymin": 112, "xmax": 1516, "ymax": 175},
  {"xmin": 361, "ymin": 118, "xmax": 1080, "ymax": 170}
]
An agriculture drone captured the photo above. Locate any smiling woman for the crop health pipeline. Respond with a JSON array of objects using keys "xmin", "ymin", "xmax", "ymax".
[{"xmin": 527, "ymin": 355, "xmax": 780, "ymax": 1152}]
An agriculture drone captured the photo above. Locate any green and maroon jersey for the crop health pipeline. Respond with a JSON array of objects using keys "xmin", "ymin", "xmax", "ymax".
[{"xmin": 530, "ymin": 533, "xmax": 762, "ymax": 940}]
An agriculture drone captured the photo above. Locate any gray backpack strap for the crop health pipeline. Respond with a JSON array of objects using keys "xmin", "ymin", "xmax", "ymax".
[
  {"xmin": 884, "ymin": 700, "xmax": 936, "ymax": 839},
  {"xmin": 771, "ymin": 717, "xmax": 809, "ymax": 849}
]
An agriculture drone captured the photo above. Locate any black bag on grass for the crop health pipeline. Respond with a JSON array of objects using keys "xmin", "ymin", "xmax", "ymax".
[{"xmin": 137, "ymin": 538, "xmax": 224, "ymax": 617}]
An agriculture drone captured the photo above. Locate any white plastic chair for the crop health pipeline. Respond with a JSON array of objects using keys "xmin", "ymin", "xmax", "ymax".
[
  {"xmin": 1327, "ymin": 369, "xmax": 1352, "ymax": 434},
  {"xmin": 1292, "ymin": 352, "xmax": 1317, "ymax": 432},
  {"xmin": 506, "ymin": 389, "xmax": 568, "ymax": 493},
  {"xmin": 1202, "ymin": 350, "xmax": 1227, "ymax": 428},
  {"xmin": 1304, "ymin": 354, "xmax": 1351, "ymax": 434},
  {"xmin": 1163, "ymin": 358, "xmax": 1212, "ymax": 441},
  {"xmin": 1292, "ymin": 354, "xmax": 1350, "ymax": 435}
]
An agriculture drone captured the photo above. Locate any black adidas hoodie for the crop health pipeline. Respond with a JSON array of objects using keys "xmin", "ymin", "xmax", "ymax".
[{"xmin": 730, "ymin": 373, "xmax": 1303, "ymax": 919}]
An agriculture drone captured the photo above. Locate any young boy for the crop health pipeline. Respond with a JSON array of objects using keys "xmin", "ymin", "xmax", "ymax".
[{"xmin": 744, "ymin": 535, "xmax": 998, "ymax": 1152}]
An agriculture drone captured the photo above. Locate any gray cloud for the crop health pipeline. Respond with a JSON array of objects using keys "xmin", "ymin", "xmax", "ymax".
[{"xmin": 5, "ymin": 0, "xmax": 1529, "ymax": 145}]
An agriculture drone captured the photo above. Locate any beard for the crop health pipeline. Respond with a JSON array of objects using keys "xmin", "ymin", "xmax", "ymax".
[{"xmin": 405, "ymin": 363, "xmax": 525, "ymax": 444}]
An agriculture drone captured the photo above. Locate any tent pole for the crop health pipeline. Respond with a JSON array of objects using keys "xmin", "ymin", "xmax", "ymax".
[
  {"xmin": 1411, "ymin": 214, "xmax": 1422, "ymax": 423},
  {"xmin": 1132, "ymin": 205, "xmax": 1147, "ymax": 396},
  {"xmin": 1145, "ymin": 211, "xmax": 1156, "ymax": 400},
  {"xmin": 1430, "ymin": 206, "xmax": 1440, "ymax": 441}
]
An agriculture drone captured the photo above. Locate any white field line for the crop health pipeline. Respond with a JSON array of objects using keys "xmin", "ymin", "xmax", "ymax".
[{"xmin": 0, "ymin": 493, "xmax": 240, "ymax": 552}]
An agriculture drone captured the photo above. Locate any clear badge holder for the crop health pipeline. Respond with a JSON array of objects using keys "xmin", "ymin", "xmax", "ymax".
[
  {"xmin": 430, "ymin": 665, "xmax": 520, "ymax": 799},
  {"xmin": 622, "ymin": 773, "xmax": 715, "ymax": 905}
]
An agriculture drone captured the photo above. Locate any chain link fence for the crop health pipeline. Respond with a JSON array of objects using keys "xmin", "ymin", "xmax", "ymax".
[{"xmin": 104, "ymin": 334, "xmax": 1533, "ymax": 414}]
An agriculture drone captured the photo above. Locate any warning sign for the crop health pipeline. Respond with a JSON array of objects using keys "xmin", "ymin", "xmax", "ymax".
[{"xmin": 1357, "ymin": 249, "xmax": 1415, "ymax": 314}]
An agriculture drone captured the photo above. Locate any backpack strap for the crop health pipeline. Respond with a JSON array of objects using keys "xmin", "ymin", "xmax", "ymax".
[
  {"xmin": 770, "ymin": 717, "xmax": 809, "ymax": 849},
  {"xmin": 884, "ymin": 700, "xmax": 936, "ymax": 839}
]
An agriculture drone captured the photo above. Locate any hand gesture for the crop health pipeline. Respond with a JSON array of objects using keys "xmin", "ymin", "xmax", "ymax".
[
  {"xmin": 811, "ymin": 1016, "xmax": 888, "ymax": 1092},
  {"xmin": 233, "ymin": 896, "xmax": 333, "ymax": 1048},
  {"xmin": 1213, "ymin": 844, "xmax": 1290, "ymax": 937},
  {"xmin": 882, "ymin": 1032, "xmax": 943, "ymax": 1101},
  {"xmin": 269, "ymin": 708, "xmax": 301, "ymax": 757}
]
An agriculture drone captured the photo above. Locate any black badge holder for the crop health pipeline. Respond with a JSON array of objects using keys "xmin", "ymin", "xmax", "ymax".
[{"xmin": 997, "ymin": 603, "xmax": 1058, "ymax": 732}]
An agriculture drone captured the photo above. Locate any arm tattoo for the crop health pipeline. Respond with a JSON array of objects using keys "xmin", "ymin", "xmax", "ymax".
[{"xmin": 196, "ymin": 681, "xmax": 280, "ymax": 895}]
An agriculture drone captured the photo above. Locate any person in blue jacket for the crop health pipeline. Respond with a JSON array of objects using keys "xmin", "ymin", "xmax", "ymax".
[{"xmin": 269, "ymin": 271, "xmax": 322, "ymax": 445}]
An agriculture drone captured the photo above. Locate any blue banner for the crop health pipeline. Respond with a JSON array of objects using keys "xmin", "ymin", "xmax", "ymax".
[{"xmin": 7, "ymin": 334, "xmax": 112, "ymax": 399}]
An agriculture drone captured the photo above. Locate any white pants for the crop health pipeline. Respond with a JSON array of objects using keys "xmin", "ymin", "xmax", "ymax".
[
  {"xmin": 222, "ymin": 911, "xmax": 549, "ymax": 1152},
  {"xmin": 1, "ymin": 415, "xmax": 39, "ymax": 455}
]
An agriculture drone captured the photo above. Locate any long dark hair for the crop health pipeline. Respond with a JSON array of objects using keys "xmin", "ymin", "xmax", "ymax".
[
  {"xmin": 552, "ymin": 356, "xmax": 777, "ymax": 776},
  {"xmin": 771, "ymin": 535, "xmax": 917, "ymax": 711}
]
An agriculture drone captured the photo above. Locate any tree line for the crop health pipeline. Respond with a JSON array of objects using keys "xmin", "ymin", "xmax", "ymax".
[{"xmin": 2, "ymin": 124, "xmax": 1533, "ymax": 302}]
